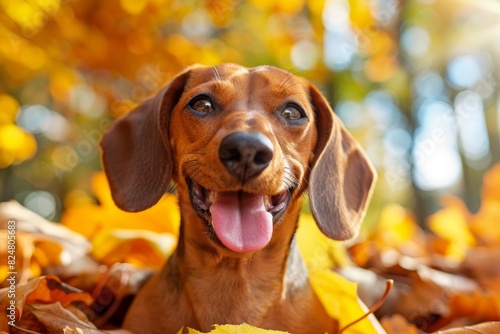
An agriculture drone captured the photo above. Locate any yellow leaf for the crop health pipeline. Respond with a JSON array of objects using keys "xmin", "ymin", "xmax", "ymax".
[
  {"xmin": 120, "ymin": 0, "xmax": 149, "ymax": 14},
  {"xmin": 91, "ymin": 229, "xmax": 176, "ymax": 268},
  {"xmin": 369, "ymin": 204, "xmax": 427, "ymax": 258},
  {"xmin": 0, "ymin": 124, "xmax": 37, "ymax": 167},
  {"xmin": 296, "ymin": 212, "xmax": 351, "ymax": 272},
  {"xmin": 428, "ymin": 197, "xmax": 475, "ymax": 261},
  {"xmin": 276, "ymin": 0, "xmax": 304, "ymax": 14},
  {"xmin": 310, "ymin": 270, "xmax": 381, "ymax": 334},
  {"xmin": 62, "ymin": 172, "xmax": 181, "ymax": 239},
  {"xmin": 0, "ymin": 94, "xmax": 19, "ymax": 124},
  {"xmin": 187, "ymin": 324, "xmax": 288, "ymax": 333},
  {"xmin": 376, "ymin": 204, "xmax": 417, "ymax": 245},
  {"xmin": 348, "ymin": 0, "xmax": 374, "ymax": 30}
]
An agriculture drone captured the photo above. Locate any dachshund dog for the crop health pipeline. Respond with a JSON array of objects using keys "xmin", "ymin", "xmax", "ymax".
[{"xmin": 100, "ymin": 63, "xmax": 376, "ymax": 333}]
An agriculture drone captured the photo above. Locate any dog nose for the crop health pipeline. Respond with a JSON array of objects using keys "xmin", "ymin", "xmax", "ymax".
[{"xmin": 219, "ymin": 132, "xmax": 274, "ymax": 181}]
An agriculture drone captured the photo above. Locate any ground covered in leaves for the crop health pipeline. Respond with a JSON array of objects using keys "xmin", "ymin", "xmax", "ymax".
[{"xmin": 2, "ymin": 164, "xmax": 500, "ymax": 333}]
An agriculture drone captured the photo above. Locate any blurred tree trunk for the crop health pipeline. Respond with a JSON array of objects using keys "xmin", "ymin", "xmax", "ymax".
[{"xmin": 394, "ymin": 0, "xmax": 427, "ymax": 226}]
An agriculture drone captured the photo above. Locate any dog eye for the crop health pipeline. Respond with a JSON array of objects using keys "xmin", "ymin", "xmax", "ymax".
[
  {"xmin": 189, "ymin": 97, "xmax": 214, "ymax": 114},
  {"xmin": 280, "ymin": 105, "xmax": 304, "ymax": 120}
]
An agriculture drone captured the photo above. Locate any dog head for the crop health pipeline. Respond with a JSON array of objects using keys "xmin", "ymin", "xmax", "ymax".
[{"xmin": 100, "ymin": 64, "xmax": 376, "ymax": 253}]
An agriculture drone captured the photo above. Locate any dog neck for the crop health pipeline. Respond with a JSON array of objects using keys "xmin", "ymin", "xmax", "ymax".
[{"xmin": 163, "ymin": 195, "xmax": 315, "ymax": 330}]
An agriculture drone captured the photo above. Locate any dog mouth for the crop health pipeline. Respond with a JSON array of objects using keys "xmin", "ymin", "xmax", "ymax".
[{"xmin": 188, "ymin": 179, "xmax": 292, "ymax": 253}]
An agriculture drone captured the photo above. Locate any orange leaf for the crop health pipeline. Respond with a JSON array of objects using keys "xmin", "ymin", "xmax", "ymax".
[
  {"xmin": 62, "ymin": 172, "xmax": 180, "ymax": 238},
  {"xmin": 427, "ymin": 196, "xmax": 475, "ymax": 262},
  {"xmin": 381, "ymin": 314, "xmax": 419, "ymax": 334},
  {"xmin": 0, "ymin": 275, "xmax": 92, "ymax": 331},
  {"xmin": 481, "ymin": 163, "xmax": 500, "ymax": 204},
  {"xmin": 25, "ymin": 276, "xmax": 92, "ymax": 307},
  {"xmin": 449, "ymin": 291, "xmax": 500, "ymax": 321}
]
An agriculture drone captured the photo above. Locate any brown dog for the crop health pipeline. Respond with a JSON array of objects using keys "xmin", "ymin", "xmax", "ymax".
[{"xmin": 100, "ymin": 63, "xmax": 376, "ymax": 333}]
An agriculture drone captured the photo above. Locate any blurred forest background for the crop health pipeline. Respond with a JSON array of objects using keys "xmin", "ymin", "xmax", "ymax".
[{"xmin": 0, "ymin": 0, "xmax": 498, "ymax": 226}]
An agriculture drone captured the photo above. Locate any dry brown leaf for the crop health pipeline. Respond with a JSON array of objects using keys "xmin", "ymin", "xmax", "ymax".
[
  {"xmin": 461, "ymin": 247, "xmax": 500, "ymax": 282},
  {"xmin": 0, "ymin": 275, "xmax": 93, "ymax": 332},
  {"xmin": 30, "ymin": 302, "xmax": 97, "ymax": 332},
  {"xmin": 186, "ymin": 324, "xmax": 289, "ymax": 333},
  {"xmin": 433, "ymin": 321, "xmax": 500, "ymax": 333},
  {"xmin": 0, "ymin": 201, "xmax": 97, "ymax": 284},
  {"xmin": 380, "ymin": 314, "xmax": 419, "ymax": 334}
]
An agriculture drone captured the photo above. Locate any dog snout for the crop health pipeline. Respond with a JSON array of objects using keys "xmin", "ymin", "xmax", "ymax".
[{"xmin": 219, "ymin": 131, "xmax": 274, "ymax": 181}]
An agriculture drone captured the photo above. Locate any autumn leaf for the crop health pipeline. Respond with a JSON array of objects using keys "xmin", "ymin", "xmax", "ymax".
[
  {"xmin": 469, "ymin": 164, "xmax": 500, "ymax": 245},
  {"xmin": 0, "ymin": 275, "xmax": 93, "ymax": 332},
  {"xmin": 0, "ymin": 201, "xmax": 94, "ymax": 283},
  {"xmin": 480, "ymin": 163, "xmax": 500, "ymax": 204},
  {"xmin": 61, "ymin": 172, "xmax": 180, "ymax": 268},
  {"xmin": 433, "ymin": 321, "xmax": 500, "ymax": 334},
  {"xmin": 62, "ymin": 172, "xmax": 180, "ymax": 238},
  {"xmin": 461, "ymin": 246, "xmax": 500, "ymax": 283},
  {"xmin": 0, "ymin": 94, "xmax": 38, "ymax": 167},
  {"xmin": 448, "ymin": 291, "xmax": 500, "ymax": 322},
  {"xmin": 349, "ymin": 204, "xmax": 427, "ymax": 267},
  {"xmin": 24, "ymin": 276, "xmax": 93, "ymax": 307},
  {"xmin": 427, "ymin": 196, "xmax": 475, "ymax": 262},
  {"xmin": 91, "ymin": 229, "xmax": 176, "ymax": 268},
  {"xmin": 186, "ymin": 324, "xmax": 289, "ymax": 333},
  {"xmin": 380, "ymin": 314, "xmax": 419, "ymax": 334},
  {"xmin": 296, "ymin": 212, "xmax": 352, "ymax": 271},
  {"xmin": 29, "ymin": 302, "xmax": 98, "ymax": 333},
  {"xmin": 309, "ymin": 270, "xmax": 384, "ymax": 334}
]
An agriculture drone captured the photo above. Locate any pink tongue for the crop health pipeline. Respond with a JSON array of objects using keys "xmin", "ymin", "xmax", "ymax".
[{"xmin": 209, "ymin": 192, "xmax": 273, "ymax": 252}]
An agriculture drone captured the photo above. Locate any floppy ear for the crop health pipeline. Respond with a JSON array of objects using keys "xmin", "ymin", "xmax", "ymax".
[
  {"xmin": 100, "ymin": 70, "xmax": 190, "ymax": 212},
  {"xmin": 308, "ymin": 84, "xmax": 377, "ymax": 240}
]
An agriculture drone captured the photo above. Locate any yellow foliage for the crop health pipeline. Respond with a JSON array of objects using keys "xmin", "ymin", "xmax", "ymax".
[
  {"xmin": 0, "ymin": 95, "xmax": 19, "ymax": 124},
  {"xmin": 310, "ymin": 270, "xmax": 381, "ymax": 334},
  {"xmin": 296, "ymin": 212, "xmax": 351, "ymax": 271},
  {"xmin": 371, "ymin": 204, "xmax": 427, "ymax": 257},
  {"xmin": 0, "ymin": 231, "xmax": 64, "ymax": 282},
  {"xmin": 62, "ymin": 172, "xmax": 180, "ymax": 237},
  {"xmin": 428, "ymin": 197, "xmax": 476, "ymax": 262},
  {"xmin": 249, "ymin": 0, "xmax": 304, "ymax": 14},
  {"xmin": 120, "ymin": 0, "xmax": 149, "ymax": 15},
  {"xmin": 0, "ymin": 95, "xmax": 37, "ymax": 168},
  {"xmin": 348, "ymin": 0, "xmax": 374, "ymax": 30},
  {"xmin": 61, "ymin": 172, "xmax": 180, "ymax": 268},
  {"xmin": 0, "ymin": 124, "xmax": 37, "ymax": 168},
  {"xmin": 186, "ymin": 324, "xmax": 288, "ymax": 333},
  {"xmin": 91, "ymin": 229, "xmax": 176, "ymax": 268}
]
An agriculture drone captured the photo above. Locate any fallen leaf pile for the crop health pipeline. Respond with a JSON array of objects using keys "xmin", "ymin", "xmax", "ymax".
[
  {"xmin": 346, "ymin": 163, "xmax": 500, "ymax": 333},
  {"xmin": 1, "ymin": 164, "xmax": 500, "ymax": 333}
]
